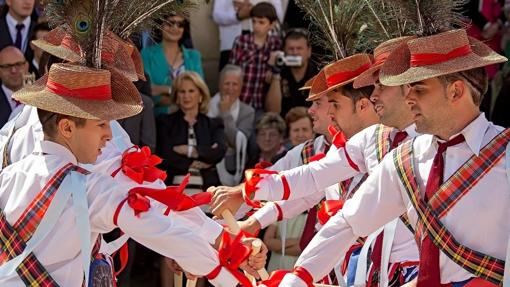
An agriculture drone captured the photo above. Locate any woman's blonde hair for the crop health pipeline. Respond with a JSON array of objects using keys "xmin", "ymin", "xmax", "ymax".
[{"xmin": 171, "ymin": 71, "xmax": 211, "ymax": 114}]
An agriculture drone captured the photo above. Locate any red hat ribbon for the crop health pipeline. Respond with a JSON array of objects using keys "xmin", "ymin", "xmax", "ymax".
[
  {"xmin": 46, "ymin": 80, "xmax": 112, "ymax": 101},
  {"xmin": 410, "ymin": 44, "xmax": 471, "ymax": 67},
  {"xmin": 326, "ymin": 64, "xmax": 371, "ymax": 88}
]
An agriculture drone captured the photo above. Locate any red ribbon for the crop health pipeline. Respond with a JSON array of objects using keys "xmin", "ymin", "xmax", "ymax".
[
  {"xmin": 243, "ymin": 169, "xmax": 290, "ymax": 208},
  {"xmin": 255, "ymin": 161, "xmax": 273, "ymax": 169},
  {"xmin": 46, "ymin": 80, "xmax": 112, "ymax": 101},
  {"xmin": 410, "ymin": 44, "xmax": 472, "ymax": 67},
  {"xmin": 258, "ymin": 267, "xmax": 314, "ymax": 287},
  {"xmin": 206, "ymin": 232, "xmax": 253, "ymax": 287},
  {"xmin": 332, "ymin": 131, "xmax": 347, "ymax": 148},
  {"xmin": 372, "ymin": 51, "xmax": 391, "ymax": 67},
  {"xmin": 326, "ymin": 64, "xmax": 371, "ymax": 88},
  {"xmin": 112, "ymin": 146, "xmax": 167, "ymax": 184},
  {"xmin": 327, "ymin": 125, "xmax": 338, "ymax": 139},
  {"xmin": 124, "ymin": 174, "xmax": 212, "ymax": 217},
  {"xmin": 317, "ymin": 200, "xmax": 345, "ymax": 225}
]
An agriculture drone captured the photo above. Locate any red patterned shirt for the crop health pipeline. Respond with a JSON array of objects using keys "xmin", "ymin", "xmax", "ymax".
[{"xmin": 229, "ymin": 33, "xmax": 282, "ymax": 109}]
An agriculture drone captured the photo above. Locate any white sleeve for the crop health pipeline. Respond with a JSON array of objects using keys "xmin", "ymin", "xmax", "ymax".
[
  {"xmin": 173, "ymin": 207, "xmax": 224, "ymax": 245},
  {"xmin": 212, "ymin": 0, "xmax": 239, "ymax": 26},
  {"xmin": 289, "ymin": 153, "xmax": 408, "ymax": 283},
  {"xmin": 270, "ymin": 142, "xmax": 303, "ymax": 172},
  {"xmin": 254, "ymin": 146, "xmax": 361, "ymax": 201},
  {"xmin": 87, "ymin": 175, "xmax": 239, "ymax": 287}
]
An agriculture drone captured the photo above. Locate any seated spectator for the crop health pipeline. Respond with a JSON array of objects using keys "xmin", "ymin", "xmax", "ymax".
[
  {"xmin": 284, "ymin": 106, "xmax": 314, "ymax": 149},
  {"xmin": 246, "ymin": 112, "xmax": 287, "ymax": 168},
  {"xmin": 142, "ymin": 13, "xmax": 204, "ymax": 116},
  {"xmin": 266, "ymin": 28, "xmax": 318, "ymax": 116},
  {"xmin": 208, "ymin": 64, "xmax": 255, "ymax": 186},
  {"xmin": 0, "ymin": 46, "xmax": 28, "ymax": 128},
  {"xmin": 28, "ymin": 21, "xmax": 49, "ymax": 79},
  {"xmin": 229, "ymin": 2, "xmax": 281, "ymax": 115},
  {"xmin": 212, "ymin": 0, "xmax": 284, "ymax": 71},
  {"xmin": 263, "ymin": 212, "xmax": 306, "ymax": 272},
  {"xmin": 156, "ymin": 71, "xmax": 226, "ymax": 286}
]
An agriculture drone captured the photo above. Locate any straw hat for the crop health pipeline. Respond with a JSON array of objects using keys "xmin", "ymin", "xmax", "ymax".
[
  {"xmin": 306, "ymin": 70, "xmax": 327, "ymax": 101},
  {"xmin": 299, "ymin": 75, "xmax": 316, "ymax": 92},
  {"xmin": 13, "ymin": 63, "xmax": 143, "ymax": 120},
  {"xmin": 353, "ymin": 36, "xmax": 416, "ymax": 88},
  {"xmin": 32, "ymin": 27, "xmax": 143, "ymax": 82},
  {"xmin": 379, "ymin": 29, "xmax": 508, "ymax": 86},
  {"xmin": 316, "ymin": 54, "xmax": 373, "ymax": 98}
]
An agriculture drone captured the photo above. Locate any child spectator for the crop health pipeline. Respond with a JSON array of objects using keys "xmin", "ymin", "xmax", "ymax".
[{"xmin": 228, "ymin": 2, "xmax": 281, "ymax": 115}]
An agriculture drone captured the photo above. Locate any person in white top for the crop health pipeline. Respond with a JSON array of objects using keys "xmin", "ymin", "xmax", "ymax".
[
  {"xmin": 212, "ymin": 38, "xmax": 425, "ymax": 286},
  {"xmin": 0, "ymin": 61, "xmax": 267, "ymax": 287},
  {"xmin": 278, "ymin": 29, "xmax": 509, "ymax": 287}
]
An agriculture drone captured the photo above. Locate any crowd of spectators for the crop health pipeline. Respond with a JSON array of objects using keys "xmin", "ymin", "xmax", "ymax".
[{"xmin": 1, "ymin": 0, "xmax": 510, "ymax": 286}]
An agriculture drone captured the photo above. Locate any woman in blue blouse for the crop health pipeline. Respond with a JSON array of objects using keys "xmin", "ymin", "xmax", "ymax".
[{"xmin": 142, "ymin": 13, "xmax": 204, "ymax": 116}]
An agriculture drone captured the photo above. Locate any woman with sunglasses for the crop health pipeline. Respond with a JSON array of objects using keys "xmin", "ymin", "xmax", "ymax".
[{"xmin": 142, "ymin": 13, "xmax": 204, "ymax": 116}]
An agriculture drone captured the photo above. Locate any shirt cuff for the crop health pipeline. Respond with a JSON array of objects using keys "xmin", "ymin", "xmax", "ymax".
[
  {"xmin": 252, "ymin": 203, "xmax": 279, "ymax": 229},
  {"xmin": 253, "ymin": 174, "xmax": 281, "ymax": 201},
  {"xmin": 208, "ymin": 267, "xmax": 239, "ymax": 287},
  {"xmin": 280, "ymin": 274, "xmax": 308, "ymax": 287}
]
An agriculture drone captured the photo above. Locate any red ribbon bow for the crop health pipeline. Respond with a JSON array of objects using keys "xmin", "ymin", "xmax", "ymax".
[
  {"xmin": 308, "ymin": 153, "xmax": 326, "ymax": 162},
  {"xmin": 207, "ymin": 232, "xmax": 254, "ymax": 287},
  {"xmin": 258, "ymin": 267, "xmax": 314, "ymax": 287},
  {"xmin": 243, "ymin": 169, "xmax": 290, "ymax": 208},
  {"xmin": 317, "ymin": 200, "xmax": 345, "ymax": 225},
  {"xmin": 126, "ymin": 174, "xmax": 212, "ymax": 217},
  {"xmin": 332, "ymin": 131, "xmax": 347, "ymax": 148},
  {"xmin": 113, "ymin": 146, "xmax": 167, "ymax": 184},
  {"xmin": 327, "ymin": 125, "xmax": 339, "ymax": 139}
]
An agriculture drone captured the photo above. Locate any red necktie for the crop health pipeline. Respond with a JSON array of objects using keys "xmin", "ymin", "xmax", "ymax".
[
  {"xmin": 417, "ymin": 134, "xmax": 465, "ymax": 286},
  {"xmin": 370, "ymin": 130, "xmax": 409, "ymax": 275}
]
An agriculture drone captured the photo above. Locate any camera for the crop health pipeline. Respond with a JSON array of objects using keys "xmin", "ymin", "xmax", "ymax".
[{"xmin": 275, "ymin": 51, "xmax": 303, "ymax": 68}]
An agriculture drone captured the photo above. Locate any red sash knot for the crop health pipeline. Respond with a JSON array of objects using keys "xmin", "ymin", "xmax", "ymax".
[
  {"xmin": 258, "ymin": 266, "xmax": 314, "ymax": 287},
  {"xmin": 317, "ymin": 199, "xmax": 345, "ymax": 225},
  {"xmin": 206, "ymin": 232, "xmax": 254, "ymax": 287},
  {"xmin": 111, "ymin": 146, "xmax": 167, "ymax": 184}
]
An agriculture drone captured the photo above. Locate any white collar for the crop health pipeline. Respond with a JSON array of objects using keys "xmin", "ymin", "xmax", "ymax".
[
  {"xmin": 37, "ymin": 140, "xmax": 78, "ymax": 165},
  {"xmin": 441, "ymin": 113, "xmax": 489, "ymax": 156},
  {"xmin": 1, "ymin": 84, "xmax": 13, "ymax": 98},
  {"xmin": 6, "ymin": 12, "xmax": 31, "ymax": 31},
  {"xmin": 403, "ymin": 123, "xmax": 420, "ymax": 138}
]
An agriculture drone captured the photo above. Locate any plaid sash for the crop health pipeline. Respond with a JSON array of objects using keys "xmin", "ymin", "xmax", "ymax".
[
  {"xmin": 0, "ymin": 163, "xmax": 89, "ymax": 286},
  {"xmin": 301, "ymin": 139, "xmax": 316, "ymax": 164},
  {"xmin": 393, "ymin": 129, "xmax": 510, "ymax": 286},
  {"xmin": 375, "ymin": 124, "xmax": 393, "ymax": 162},
  {"xmin": 374, "ymin": 124, "xmax": 415, "ymax": 234}
]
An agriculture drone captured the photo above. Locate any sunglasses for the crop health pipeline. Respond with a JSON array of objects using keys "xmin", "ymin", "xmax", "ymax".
[
  {"xmin": 0, "ymin": 61, "xmax": 27, "ymax": 69},
  {"xmin": 165, "ymin": 20, "xmax": 186, "ymax": 28}
]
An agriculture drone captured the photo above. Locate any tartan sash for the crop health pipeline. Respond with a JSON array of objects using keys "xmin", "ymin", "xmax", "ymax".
[
  {"xmin": 393, "ymin": 131, "xmax": 509, "ymax": 286},
  {"xmin": 375, "ymin": 124, "xmax": 393, "ymax": 162},
  {"xmin": 374, "ymin": 124, "xmax": 415, "ymax": 234},
  {"xmin": 301, "ymin": 139, "xmax": 316, "ymax": 164},
  {"xmin": 0, "ymin": 163, "xmax": 89, "ymax": 286}
]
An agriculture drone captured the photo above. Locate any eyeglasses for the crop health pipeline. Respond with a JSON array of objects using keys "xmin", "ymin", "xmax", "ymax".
[
  {"xmin": 0, "ymin": 61, "xmax": 27, "ymax": 69},
  {"xmin": 165, "ymin": 20, "xmax": 186, "ymax": 29}
]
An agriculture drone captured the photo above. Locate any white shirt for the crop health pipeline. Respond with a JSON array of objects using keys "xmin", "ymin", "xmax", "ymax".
[
  {"xmin": 281, "ymin": 113, "xmax": 509, "ymax": 286},
  {"xmin": 208, "ymin": 93, "xmax": 241, "ymax": 122},
  {"xmin": 5, "ymin": 12, "xmax": 31, "ymax": 52},
  {"xmin": 254, "ymin": 124, "xmax": 420, "ymax": 269},
  {"xmin": 0, "ymin": 141, "xmax": 237, "ymax": 287}
]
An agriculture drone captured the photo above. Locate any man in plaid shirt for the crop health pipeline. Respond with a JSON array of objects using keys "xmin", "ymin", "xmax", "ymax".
[{"xmin": 229, "ymin": 2, "xmax": 281, "ymax": 112}]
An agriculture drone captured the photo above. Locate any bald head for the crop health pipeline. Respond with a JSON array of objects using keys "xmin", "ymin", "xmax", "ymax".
[{"xmin": 0, "ymin": 46, "xmax": 28, "ymax": 91}]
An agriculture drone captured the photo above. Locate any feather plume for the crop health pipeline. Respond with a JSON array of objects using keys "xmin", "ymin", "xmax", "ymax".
[
  {"xmin": 295, "ymin": 0, "xmax": 367, "ymax": 63},
  {"xmin": 41, "ymin": 0, "xmax": 198, "ymax": 67}
]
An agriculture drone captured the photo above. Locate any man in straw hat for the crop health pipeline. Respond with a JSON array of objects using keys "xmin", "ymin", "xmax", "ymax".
[
  {"xmin": 272, "ymin": 28, "xmax": 509, "ymax": 287},
  {"xmin": 0, "ymin": 61, "xmax": 268, "ymax": 286}
]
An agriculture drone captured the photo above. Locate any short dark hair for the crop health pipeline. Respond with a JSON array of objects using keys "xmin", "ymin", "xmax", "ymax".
[
  {"xmin": 31, "ymin": 22, "xmax": 50, "ymax": 41},
  {"xmin": 37, "ymin": 109, "xmax": 86, "ymax": 138},
  {"xmin": 284, "ymin": 28, "xmax": 310, "ymax": 47},
  {"xmin": 250, "ymin": 2, "xmax": 278, "ymax": 23},
  {"xmin": 438, "ymin": 67, "xmax": 487, "ymax": 106},
  {"xmin": 337, "ymin": 83, "xmax": 375, "ymax": 112},
  {"xmin": 285, "ymin": 106, "xmax": 310, "ymax": 128},
  {"xmin": 256, "ymin": 112, "xmax": 286, "ymax": 135}
]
